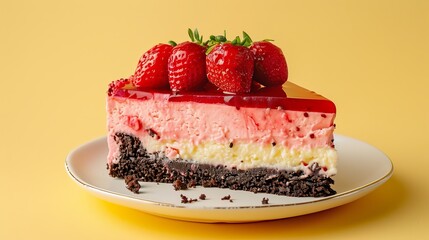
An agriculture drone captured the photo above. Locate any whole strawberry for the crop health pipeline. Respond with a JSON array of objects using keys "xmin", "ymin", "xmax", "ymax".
[
  {"xmin": 168, "ymin": 41, "xmax": 207, "ymax": 92},
  {"xmin": 206, "ymin": 43, "xmax": 254, "ymax": 93},
  {"xmin": 250, "ymin": 41, "xmax": 288, "ymax": 86},
  {"xmin": 132, "ymin": 43, "xmax": 173, "ymax": 89}
]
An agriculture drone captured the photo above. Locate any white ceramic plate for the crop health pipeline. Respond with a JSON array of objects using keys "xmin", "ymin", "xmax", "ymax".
[{"xmin": 65, "ymin": 134, "xmax": 393, "ymax": 223}]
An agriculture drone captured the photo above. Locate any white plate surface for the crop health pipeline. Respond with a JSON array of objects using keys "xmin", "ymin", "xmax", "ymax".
[{"xmin": 65, "ymin": 134, "xmax": 393, "ymax": 223}]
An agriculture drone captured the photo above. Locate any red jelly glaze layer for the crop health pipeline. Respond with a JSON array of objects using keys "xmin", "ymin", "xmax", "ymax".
[{"xmin": 110, "ymin": 81, "xmax": 336, "ymax": 113}]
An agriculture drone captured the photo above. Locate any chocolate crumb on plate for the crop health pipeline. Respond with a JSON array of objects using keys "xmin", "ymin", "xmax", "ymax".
[
  {"xmin": 199, "ymin": 194, "xmax": 206, "ymax": 200},
  {"xmin": 221, "ymin": 195, "xmax": 231, "ymax": 200},
  {"xmin": 180, "ymin": 194, "xmax": 198, "ymax": 204},
  {"xmin": 180, "ymin": 194, "xmax": 188, "ymax": 203},
  {"xmin": 124, "ymin": 175, "xmax": 141, "ymax": 194},
  {"xmin": 262, "ymin": 197, "xmax": 269, "ymax": 204}
]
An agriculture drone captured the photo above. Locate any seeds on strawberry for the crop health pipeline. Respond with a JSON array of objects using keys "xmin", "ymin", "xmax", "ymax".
[
  {"xmin": 168, "ymin": 41, "xmax": 207, "ymax": 91},
  {"xmin": 250, "ymin": 41, "xmax": 288, "ymax": 87},
  {"xmin": 131, "ymin": 43, "xmax": 173, "ymax": 89},
  {"xmin": 206, "ymin": 43, "xmax": 254, "ymax": 93}
]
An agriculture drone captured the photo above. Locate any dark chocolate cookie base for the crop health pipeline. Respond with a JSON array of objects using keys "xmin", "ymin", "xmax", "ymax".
[{"xmin": 108, "ymin": 133, "xmax": 336, "ymax": 197}]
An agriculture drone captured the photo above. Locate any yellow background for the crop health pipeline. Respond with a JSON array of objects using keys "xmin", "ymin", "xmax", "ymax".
[{"xmin": 1, "ymin": 0, "xmax": 428, "ymax": 239}]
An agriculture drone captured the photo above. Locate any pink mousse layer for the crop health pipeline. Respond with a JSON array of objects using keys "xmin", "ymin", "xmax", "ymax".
[{"xmin": 107, "ymin": 82, "xmax": 336, "ymax": 166}]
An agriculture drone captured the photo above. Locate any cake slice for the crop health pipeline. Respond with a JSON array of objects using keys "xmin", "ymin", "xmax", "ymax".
[
  {"xmin": 106, "ymin": 30, "xmax": 337, "ymax": 197},
  {"xmin": 107, "ymin": 81, "xmax": 337, "ymax": 197}
]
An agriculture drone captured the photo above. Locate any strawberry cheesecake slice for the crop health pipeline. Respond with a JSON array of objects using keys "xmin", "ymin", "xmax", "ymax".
[
  {"xmin": 107, "ymin": 81, "xmax": 337, "ymax": 197},
  {"xmin": 106, "ymin": 29, "xmax": 337, "ymax": 197}
]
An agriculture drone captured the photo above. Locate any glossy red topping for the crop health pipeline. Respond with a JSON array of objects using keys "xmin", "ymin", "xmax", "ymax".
[{"xmin": 109, "ymin": 80, "xmax": 336, "ymax": 113}]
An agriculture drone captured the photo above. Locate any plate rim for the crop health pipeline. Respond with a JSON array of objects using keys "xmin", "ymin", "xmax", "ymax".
[{"xmin": 65, "ymin": 134, "xmax": 394, "ymax": 210}]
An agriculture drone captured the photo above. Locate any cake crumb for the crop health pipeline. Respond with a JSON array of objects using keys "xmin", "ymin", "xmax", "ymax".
[
  {"xmin": 221, "ymin": 195, "xmax": 231, "ymax": 200},
  {"xmin": 262, "ymin": 198, "xmax": 269, "ymax": 204},
  {"xmin": 180, "ymin": 194, "xmax": 197, "ymax": 204},
  {"xmin": 180, "ymin": 194, "xmax": 188, "ymax": 203},
  {"xmin": 124, "ymin": 175, "xmax": 141, "ymax": 194},
  {"xmin": 199, "ymin": 194, "xmax": 206, "ymax": 200}
]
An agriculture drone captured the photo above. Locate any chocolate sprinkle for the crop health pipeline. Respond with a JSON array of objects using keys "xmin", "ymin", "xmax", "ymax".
[{"xmin": 108, "ymin": 133, "xmax": 336, "ymax": 197}]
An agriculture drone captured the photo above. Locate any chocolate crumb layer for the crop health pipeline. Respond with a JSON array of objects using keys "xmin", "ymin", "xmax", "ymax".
[{"xmin": 108, "ymin": 133, "xmax": 336, "ymax": 197}]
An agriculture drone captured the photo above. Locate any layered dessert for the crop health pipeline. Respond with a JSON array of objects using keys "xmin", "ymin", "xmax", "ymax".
[{"xmin": 106, "ymin": 30, "xmax": 337, "ymax": 197}]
